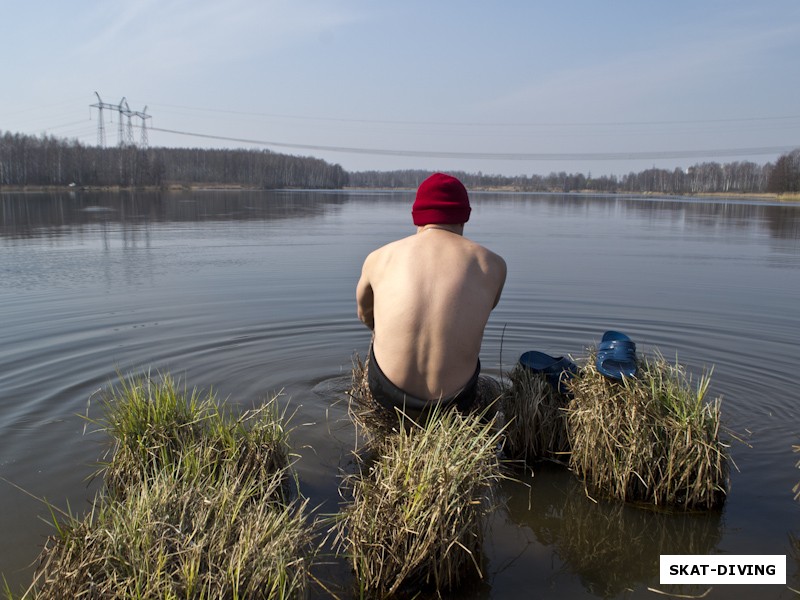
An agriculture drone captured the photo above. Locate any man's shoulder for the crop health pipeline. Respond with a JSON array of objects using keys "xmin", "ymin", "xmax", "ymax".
[
  {"xmin": 466, "ymin": 238, "xmax": 505, "ymax": 264},
  {"xmin": 467, "ymin": 241, "xmax": 507, "ymax": 287}
]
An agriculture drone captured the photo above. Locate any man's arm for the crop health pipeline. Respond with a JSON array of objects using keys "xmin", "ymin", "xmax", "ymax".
[{"xmin": 356, "ymin": 257, "xmax": 375, "ymax": 330}]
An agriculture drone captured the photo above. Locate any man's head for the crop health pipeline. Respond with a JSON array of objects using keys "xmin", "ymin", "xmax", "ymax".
[{"xmin": 412, "ymin": 173, "xmax": 471, "ymax": 226}]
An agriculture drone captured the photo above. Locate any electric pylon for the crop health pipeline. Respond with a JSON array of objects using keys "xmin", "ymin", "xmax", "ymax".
[
  {"xmin": 90, "ymin": 93, "xmax": 152, "ymax": 148},
  {"xmin": 132, "ymin": 106, "xmax": 151, "ymax": 148},
  {"xmin": 90, "ymin": 91, "xmax": 107, "ymax": 147}
]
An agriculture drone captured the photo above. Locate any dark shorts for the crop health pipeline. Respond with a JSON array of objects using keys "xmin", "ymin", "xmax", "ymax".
[{"xmin": 367, "ymin": 346, "xmax": 486, "ymax": 422}]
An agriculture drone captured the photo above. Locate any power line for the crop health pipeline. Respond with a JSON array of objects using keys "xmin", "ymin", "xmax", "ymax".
[
  {"xmin": 149, "ymin": 125, "xmax": 796, "ymax": 162},
  {"xmin": 150, "ymin": 102, "xmax": 800, "ymax": 129}
]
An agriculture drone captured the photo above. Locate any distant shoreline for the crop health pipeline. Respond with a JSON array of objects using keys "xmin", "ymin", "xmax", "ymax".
[{"xmin": 1, "ymin": 183, "xmax": 798, "ymax": 202}]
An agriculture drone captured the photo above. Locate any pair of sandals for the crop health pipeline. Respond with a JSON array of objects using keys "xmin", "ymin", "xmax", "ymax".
[{"xmin": 519, "ymin": 331, "xmax": 638, "ymax": 395}]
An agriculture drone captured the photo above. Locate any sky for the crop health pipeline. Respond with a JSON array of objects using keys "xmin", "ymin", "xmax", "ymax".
[{"xmin": 2, "ymin": 0, "xmax": 799, "ymax": 177}]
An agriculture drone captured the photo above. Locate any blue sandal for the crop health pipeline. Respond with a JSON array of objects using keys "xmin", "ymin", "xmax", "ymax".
[
  {"xmin": 595, "ymin": 330, "xmax": 638, "ymax": 381},
  {"xmin": 519, "ymin": 350, "xmax": 578, "ymax": 395}
]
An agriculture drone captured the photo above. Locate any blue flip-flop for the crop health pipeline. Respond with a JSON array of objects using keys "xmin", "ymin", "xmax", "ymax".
[
  {"xmin": 595, "ymin": 330, "xmax": 638, "ymax": 381},
  {"xmin": 519, "ymin": 350, "xmax": 578, "ymax": 395}
]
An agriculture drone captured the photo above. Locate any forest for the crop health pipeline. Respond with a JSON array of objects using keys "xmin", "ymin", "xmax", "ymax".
[
  {"xmin": 350, "ymin": 152, "xmax": 800, "ymax": 195},
  {"xmin": 1, "ymin": 130, "xmax": 798, "ymax": 195},
  {"xmin": 0, "ymin": 131, "xmax": 347, "ymax": 190}
]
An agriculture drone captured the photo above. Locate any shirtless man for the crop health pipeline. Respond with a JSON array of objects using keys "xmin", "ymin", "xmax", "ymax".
[{"xmin": 356, "ymin": 173, "xmax": 507, "ymax": 420}]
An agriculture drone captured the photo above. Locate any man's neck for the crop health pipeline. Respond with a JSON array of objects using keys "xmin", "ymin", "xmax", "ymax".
[{"xmin": 416, "ymin": 224, "xmax": 464, "ymax": 236}]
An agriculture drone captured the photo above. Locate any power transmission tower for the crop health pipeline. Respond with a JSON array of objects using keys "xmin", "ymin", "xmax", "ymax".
[
  {"xmin": 131, "ymin": 106, "xmax": 152, "ymax": 148},
  {"xmin": 90, "ymin": 93, "xmax": 151, "ymax": 148},
  {"xmin": 90, "ymin": 91, "xmax": 107, "ymax": 147},
  {"xmin": 90, "ymin": 92, "xmax": 128, "ymax": 147},
  {"xmin": 123, "ymin": 99, "xmax": 134, "ymax": 146}
]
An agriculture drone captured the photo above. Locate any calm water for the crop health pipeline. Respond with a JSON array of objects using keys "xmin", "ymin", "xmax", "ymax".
[{"xmin": 1, "ymin": 190, "xmax": 799, "ymax": 598}]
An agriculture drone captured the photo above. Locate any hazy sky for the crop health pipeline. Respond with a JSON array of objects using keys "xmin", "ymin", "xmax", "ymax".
[{"xmin": 3, "ymin": 0, "xmax": 799, "ymax": 177}]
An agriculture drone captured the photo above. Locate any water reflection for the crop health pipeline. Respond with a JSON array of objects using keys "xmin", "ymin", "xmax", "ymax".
[
  {"xmin": 469, "ymin": 192, "xmax": 799, "ymax": 239},
  {"xmin": 2, "ymin": 191, "xmax": 799, "ymax": 242},
  {"xmin": 0, "ymin": 190, "xmax": 348, "ymax": 240},
  {"xmin": 500, "ymin": 464, "xmax": 722, "ymax": 598}
]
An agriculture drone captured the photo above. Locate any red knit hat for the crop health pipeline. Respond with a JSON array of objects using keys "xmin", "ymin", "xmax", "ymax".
[{"xmin": 412, "ymin": 173, "xmax": 471, "ymax": 226}]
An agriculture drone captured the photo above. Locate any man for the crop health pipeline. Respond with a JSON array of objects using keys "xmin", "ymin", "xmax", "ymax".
[{"xmin": 356, "ymin": 172, "xmax": 507, "ymax": 421}]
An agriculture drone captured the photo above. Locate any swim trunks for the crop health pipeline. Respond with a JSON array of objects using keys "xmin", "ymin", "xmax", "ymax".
[{"xmin": 367, "ymin": 345, "xmax": 484, "ymax": 422}]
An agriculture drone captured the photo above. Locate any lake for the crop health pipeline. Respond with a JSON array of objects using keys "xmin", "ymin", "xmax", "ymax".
[{"xmin": 1, "ymin": 189, "xmax": 798, "ymax": 598}]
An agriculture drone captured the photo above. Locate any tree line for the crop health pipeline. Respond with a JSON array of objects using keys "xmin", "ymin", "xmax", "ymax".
[
  {"xmin": 0, "ymin": 131, "xmax": 347, "ymax": 189},
  {"xmin": 1, "ymin": 130, "xmax": 798, "ymax": 194},
  {"xmin": 349, "ymin": 151, "xmax": 800, "ymax": 195}
]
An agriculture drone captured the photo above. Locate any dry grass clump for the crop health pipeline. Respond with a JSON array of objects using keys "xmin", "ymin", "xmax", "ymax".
[
  {"xmin": 565, "ymin": 352, "xmax": 729, "ymax": 510},
  {"xmin": 794, "ymin": 444, "xmax": 800, "ymax": 501},
  {"xmin": 334, "ymin": 407, "xmax": 504, "ymax": 598},
  {"xmin": 28, "ymin": 469, "xmax": 311, "ymax": 600},
  {"xmin": 20, "ymin": 373, "xmax": 313, "ymax": 600},
  {"xmin": 97, "ymin": 373, "xmax": 293, "ymax": 502},
  {"xmin": 346, "ymin": 354, "xmax": 399, "ymax": 441},
  {"xmin": 501, "ymin": 365, "xmax": 570, "ymax": 463}
]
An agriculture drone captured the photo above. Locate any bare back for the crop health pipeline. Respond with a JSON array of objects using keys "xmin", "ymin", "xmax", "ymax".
[{"xmin": 357, "ymin": 226, "xmax": 506, "ymax": 400}]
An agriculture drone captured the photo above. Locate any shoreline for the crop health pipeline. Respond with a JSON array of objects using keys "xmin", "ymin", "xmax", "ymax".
[{"xmin": 1, "ymin": 183, "xmax": 798, "ymax": 202}]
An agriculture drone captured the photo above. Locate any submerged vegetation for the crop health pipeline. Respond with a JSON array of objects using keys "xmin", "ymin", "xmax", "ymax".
[
  {"xmin": 345, "ymin": 354, "xmax": 396, "ymax": 441},
  {"xmin": 566, "ymin": 353, "xmax": 729, "ymax": 509},
  {"xmin": 336, "ymin": 401, "xmax": 505, "ymax": 598},
  {"xmin": 7, "ymin": 347, "xmax": 734, "ymax": 597},
  {"xmin": 795, "ymin": 444, "xmax": 800, "ymax": 502},
  {"xmin": 29, "ymin": 468, "xmax": 311, "ymax": 600},
  {"xmin": 97, "ymin": 374, "xmax": 294, "ymax": 502},
  {"xmin": 502, "ymin": 351, "xmax": 729, "ymax": 510},
  {"xmin": 16, "ymin": 374, "xmax": 313, "ymax": 600},
  {"xmin": 12, "ymin": 368, "xmax": 506, "ymax": 599},
  {"xmin": 501, "ymin": 365, "xmax": 570, "ymax": 462},
  {"xmin": 343, "ymin": 356, "xmax": 506, "ymax": 597}
]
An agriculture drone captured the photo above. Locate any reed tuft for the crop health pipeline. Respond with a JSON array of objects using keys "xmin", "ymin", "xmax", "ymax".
[
  {"xmin": 21, "ymin": 373, "xmax": 312, "ymax": 600},
  {"xmin": 335, "ymin": 405, "xmax": 504, "ymax": 598},
  {"xmin": 501, "ymin": 365, "xmax": 570, "ymax": 463},
  {"xmin": 30, "ymin": 469, "xmax": 311, "ymax": 600},
  {"xmin": 96, "ymin": 373, "xmax": 294, "ymax": 502},
  {"xmin": 565, "ymin": 352, "xmax": 729, "ymax": 510},
  {"xmin": 346, "ymin": 354, "xmax": 400, "ymax": 441}
]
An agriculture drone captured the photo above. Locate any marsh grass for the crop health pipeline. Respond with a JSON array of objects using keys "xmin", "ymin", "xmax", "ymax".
[
  {"xmin": 346, "ymin": 354, "xmax": 398, "ymax": 441},
  {"xmin": 501, "ymin": 365, "xmax": 570, "ymax": 463},
  {"xmin": 95, "ymin": 373, "xmax": 294, "ymax": 502},
  {"xmin": 28, "ymin": 470, "xmax": 311, "ymax": 600},
  {"xmin": 565, "ymin": 352, "xmax": 729, "ymax": 510},
  {"xmin": 19, "ymin": 373, "xmax": 313, "ymax": 600},
  {"xmin": 336, "ymin": 401, "xmax": 505, "ymax": 598},
  {"xmin": 794, "ymin": 444, "xmax": 800, "ymax": 501}
]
